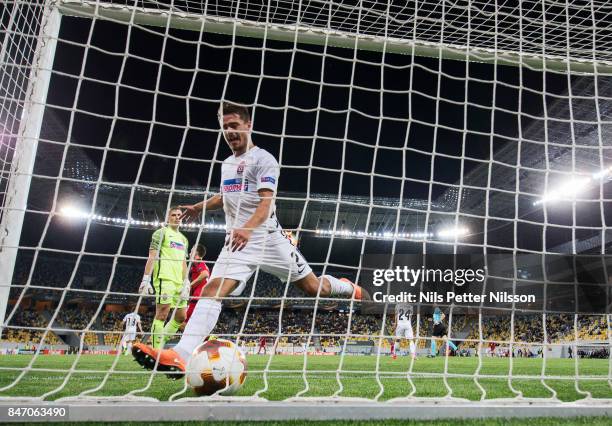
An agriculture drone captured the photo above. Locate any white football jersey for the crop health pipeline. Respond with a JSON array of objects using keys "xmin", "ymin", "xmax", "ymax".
[
  {"xmin": 123, "ymin": 313, "xmax": 140, "ymax": 331},
  {"xmin": 220, "ymin": 146, "xmax": 281, "ymax": 240},
  {"xmin": 395, "ymin": 303, "xmax": 413, "ymax": 323}
]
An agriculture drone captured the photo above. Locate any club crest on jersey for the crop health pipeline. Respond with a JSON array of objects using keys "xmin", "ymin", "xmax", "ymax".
[
  {"xmin": 223, "ymin": 178, "xmax": 248, "ymax": 192},
  {"xmin": 236, "ymin": 160, "xmax": 246, "ymax": 175},
  {"xmin": 170, "ymin": 240, "xmax": 185, "ymax": 250}
]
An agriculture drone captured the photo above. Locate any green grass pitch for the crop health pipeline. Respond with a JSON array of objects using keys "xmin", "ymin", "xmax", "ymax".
[{"xmin": 0, "ymin": 354, "xmax": 611, "ymax": 402}]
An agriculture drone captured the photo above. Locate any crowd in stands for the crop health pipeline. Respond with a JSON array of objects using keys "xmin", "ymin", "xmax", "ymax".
[
  {"xmin": 3, "ymin": 303, "xmax": 611, "ymax": 357},
  {"xmin": 2, "ymin": 309, "xmax": 62, "ymax": 345},
  {"xmin": 316, "ymin": 311, "xmax": 380, "ymax": 347},
  {"xmin": 4, "ymin": 255, "xmax": 611, "ymax": 357},
  {"xmin": 11, "ymin": 253, "xmax": 144, "ymax": 302},
  {"xmin": 463, "ymin": 314, "xmax": 608, "ymax": 349},
  {"xmin": 101, "ymin": 311, "xmax": 123, "ymax": 346},
  {"xmin": 52, "ymin": 306, "xmax": 100, "ymax": 345},
  {"xmin": 11, "ymin": 254, "xmax": 354, "ymax": 309},
  {"xmin": 224, "ymin": 270, "xmax": 357, "ymax": 309}
]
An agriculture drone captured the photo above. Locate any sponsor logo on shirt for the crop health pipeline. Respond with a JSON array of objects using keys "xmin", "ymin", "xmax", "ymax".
[
  {"xmin": 260, "ymin": 176, "xmax": 276, "ymax": 184},
  {"xmin": 237, "ymin": 160, "xmax": 246, "ymax": 175},
  {"xmin": 223, "ymin": 178, "xmax": 249, "ymax": 192},
  {"xmin": 170, "ymin": 240, "xmax": 185, "ymax": 250}
]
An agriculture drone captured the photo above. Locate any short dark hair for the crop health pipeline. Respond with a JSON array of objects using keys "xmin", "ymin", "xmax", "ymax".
[
  {"xmin": 194, "ymin": 244, "xmax": 206, "ymax": 258},
  {"xmin": 221, "ymin": 102, "xmax": 250, "ymax": 122}
]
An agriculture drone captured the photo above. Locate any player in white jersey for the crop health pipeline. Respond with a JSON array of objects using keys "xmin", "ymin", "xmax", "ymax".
[
  {"xmin": 121, "ymin": 312, "xmax": 142, "ymax": 355},
  {"xmin": 132, "ymin": 102, "xmax": 371, "ymax": 377},
  {"xmin": 390, "ymin": 303, "xmax": 417, "ymax": 360}
]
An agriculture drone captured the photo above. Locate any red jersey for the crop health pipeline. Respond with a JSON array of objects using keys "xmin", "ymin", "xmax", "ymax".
[
  {"xmin": 189, "ymin": 261, "xmax": 209, "ymax": 302},
  {"xmin": 259, "ymin": 336, "xmax": 267, "ymax": 347}
]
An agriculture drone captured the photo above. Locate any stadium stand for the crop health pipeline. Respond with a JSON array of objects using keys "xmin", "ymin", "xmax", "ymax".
[{"xmin": 4, "ymin": 255, "xmax": 609, "ymax": 358}]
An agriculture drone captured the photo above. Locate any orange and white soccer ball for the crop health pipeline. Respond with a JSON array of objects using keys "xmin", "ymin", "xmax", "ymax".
[{"xmin": 185, "ymin": 338, "xmax": 247, "ymax": 396}]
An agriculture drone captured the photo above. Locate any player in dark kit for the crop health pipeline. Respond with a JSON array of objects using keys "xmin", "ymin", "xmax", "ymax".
[
  {"xmin": 430, "ymin": 307, "xmax": 457, "ymax": 357},
  {"xmin": 186, "ymin": 244, "xmax": 209, "ymax": 323}
]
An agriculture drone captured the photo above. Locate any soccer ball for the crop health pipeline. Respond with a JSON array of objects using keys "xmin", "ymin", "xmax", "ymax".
[{"xmin": 185, "ymin": 338, "xmax": 247, "ymax": 396}]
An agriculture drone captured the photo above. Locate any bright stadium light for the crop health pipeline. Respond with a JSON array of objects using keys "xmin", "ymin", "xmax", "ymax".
[
  {"xmin": 57, "ymin": 206, "xmax": 228, "ymax": 232},
  {"xmin": 592, "ymin": 166, "xmax": 612, "ymax": 180},
  {"xmin": 58, "ymin": 206, "xmax": 470, "ymax": 242},
  {"xmin": 437, "ymin": 226, "xmax": 469, "ymax": 239},
  {"xmin": 59, "ymin": 205, "xmax": 90, "ymax": 219},
  {"xmin": 559, "ymin": 177, "xmax": 590, "ymax": 197},
  {"xmin": 534, "ymin": 167, "xmax": 612, "ymax": 206},
  {"xmin": 314, "ymin": 228, "xmax": 437, "ymax": 240}
]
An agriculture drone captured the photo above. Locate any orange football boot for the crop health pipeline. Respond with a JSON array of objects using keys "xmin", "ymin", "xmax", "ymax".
[{"xmin": 132, "ymin": 342, "xmax": 186, "ymax": 380}]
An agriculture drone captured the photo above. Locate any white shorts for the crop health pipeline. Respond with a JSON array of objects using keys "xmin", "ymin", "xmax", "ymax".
[
  {"xmin": 122, "ymin": 330, "xmax": 136, "ymax": 342},
  {"xmin": 210, "ymin": 230, "xmax": 312, "ymax": 296},
  {"xmin": 395, "ymin": 321, "xmax": 414, "ymax": 339}
]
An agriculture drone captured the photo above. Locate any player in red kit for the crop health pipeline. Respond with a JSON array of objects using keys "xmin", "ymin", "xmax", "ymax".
[
  {"xmin": 185, "ymin": 244, "xmax": 210, "ymax": 322},
  {"xmin": 257, "ymin": 336, "xmax": 267, "ymax": 355}
]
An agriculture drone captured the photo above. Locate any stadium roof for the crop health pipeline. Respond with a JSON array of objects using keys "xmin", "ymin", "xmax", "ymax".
[
  {"xmin": 32, "ymin": 73, "xmax": 612, "ymax": 252},
  {"xmin": 34, "ymin": 109, "xmax": 452, "ymax": 235},
  {"xmin": 439, "ymin": 75, "xmax": 612, "ymax": 253}
]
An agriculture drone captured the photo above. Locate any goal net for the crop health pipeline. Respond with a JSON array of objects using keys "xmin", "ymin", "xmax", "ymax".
[{"xmin": 1, "ymin": 0, "xmax": 612, "ymax": 419}]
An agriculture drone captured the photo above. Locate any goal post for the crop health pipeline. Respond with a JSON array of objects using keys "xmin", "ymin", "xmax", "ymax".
[
  {"xmin": 1, "ymin": 0, "xmax": 612, "ymax": 421},
  {"xmin": 0, "ymin": 2, "xmax": 60, "ymax": 334},
  {"xmin": 57, "ymin": 0, "xmax": 612, "ymax": 74}
]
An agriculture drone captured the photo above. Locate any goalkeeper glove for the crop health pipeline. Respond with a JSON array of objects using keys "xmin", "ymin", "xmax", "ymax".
[
  {"xmin": 139, "ymin": 275, "xmax": 154, "ymax": 295},
  {"xmin": 180, "ymin": 278, "xmax": 191, "ymax": 301}
]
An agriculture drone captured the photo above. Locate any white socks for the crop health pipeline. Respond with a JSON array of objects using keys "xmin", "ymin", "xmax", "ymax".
[
  {"xmin": 324, "ymin": 275, "xmax": 353, "ymax": 296},
  {"xmin": 409, "ymin": 340, "xmax": 416, "ymax": 355},
  {"xmin": 174, "ymin": 298, "xmax": 222, "ymax": 363}
]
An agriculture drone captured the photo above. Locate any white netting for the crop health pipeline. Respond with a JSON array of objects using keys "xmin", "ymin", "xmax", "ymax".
[
  {"xmin": 1, "ymin": 0, "xmax": 612, "ymax": 410},
  {"xmin": 0, "ymin": 1, "xmax": 41, "ymax": 236}
]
